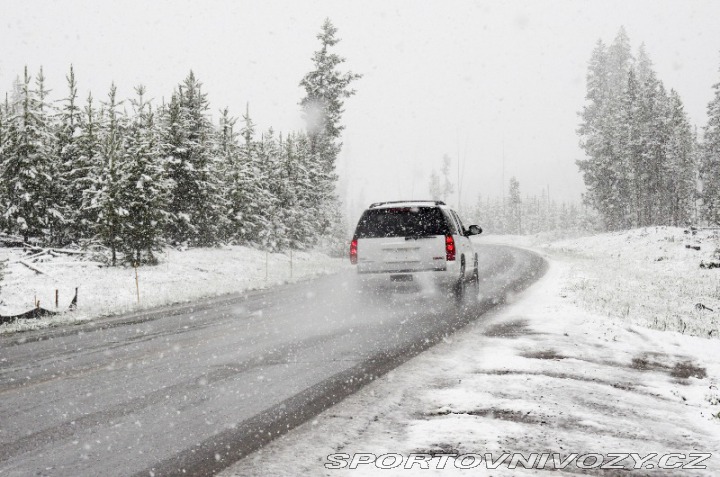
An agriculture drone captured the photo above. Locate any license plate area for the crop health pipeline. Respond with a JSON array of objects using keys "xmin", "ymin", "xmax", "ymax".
[{"xmin": 390, "ymin": 274, "xmax": 413, "ymax": 282}]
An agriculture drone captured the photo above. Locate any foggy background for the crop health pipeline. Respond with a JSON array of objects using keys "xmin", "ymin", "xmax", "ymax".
[{"xmin": 2, "ymin": 0, "xmax": 719, "ymax": 224}]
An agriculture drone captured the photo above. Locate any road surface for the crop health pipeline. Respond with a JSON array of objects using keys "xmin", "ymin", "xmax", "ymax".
[{"xmin": 0, "ymin": 244, "xmax": 545, "ymax": 476}]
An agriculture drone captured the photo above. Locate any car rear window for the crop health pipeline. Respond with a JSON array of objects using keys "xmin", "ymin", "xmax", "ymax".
[{"xmin": 354, "ymin": 207, "xmax": 450, "ymax": 238}]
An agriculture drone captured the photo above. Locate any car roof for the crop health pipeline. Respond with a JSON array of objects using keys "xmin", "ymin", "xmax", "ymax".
[{"xmin": 368, "ymin": 200, "xmax": 448, "ymax": 209}]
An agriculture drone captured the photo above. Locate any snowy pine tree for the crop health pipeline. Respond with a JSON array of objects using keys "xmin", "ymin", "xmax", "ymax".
[
  {"xmin": 255, "ymin": 129, "xmax": 286, "ymax": 250},
  {"xmin": 578, "ymin": 29, "xmax": 696, "ymax": 230},
  {"xmin": 701, "ymin": 63, "xmax": 720, "ymax": 225},
  {"xmin": 0, "ymin": 95, "xmax": 8, "ymax": 235},
  {"xmin": 280, "ymin": 132, "xmax": 315, "ymax": 249},
  {"xmin": 120, "ymin": 86, "xmax": 171, "ymax": 264},
  {"xmin": 0, "ymin": 43, "xmax": 363, "ymax": 253},
  {"xmin": 428, "ymin": 171, "xmax": 442, "ymax": 201},
  {"xmin": 299, "ymin": 19, "xmax": 360, "ymax": 240},
  {"xmin": 90, "ymin": 84, "xmax": 127, "ymax": 265},
  {"xmin": 665, "ymin": 90, "xmax": 697, "ymax": 226},
  {"xmin": 34, "ymin": 67, "xmax": 65, "ymax": 243},
  {"xmin": 617, "ymin": 66, "xmax": 642, "ymax": 228},
  {"xmin": 216, "ymin": 107, "xmax": 240, "ymax": 243},
  {"xmin": 607, "ymin": 27, "xmax": 633, "ymax": 99},
  {"xmin": 77, "ymin": 93, "xmax": 103, "ymax": 240},
  {"xmin": 300, "ymin": 19, "xmax": 361, "ymax": 153},
  {"xmin": 577, "ymin": 37, "xmax": 626, "ymax": 230},
  {"xmin": 506, "ymin": 177, "xmax": 522, "ymax": 234},
  {"xmin": 227, "ymin": 106, "xmax": 272, "ymax": 246},
  {"xmin": 0, "ymin": 67, "xmax": 58, "ymax": 243},
  {"xmin": 634, "ymin": 55, "xmax": 670, "ymax": 225},
  {"xmin": 55, "ymin": 65, "xmax": 87, "ymax": 243},
  {"xmin": 440, "ymin": 154, "xmax": 454, "ymax": 203},
  {"xmin": 162, "ymin": 72, "xmax": 227, "ymax": 246}
]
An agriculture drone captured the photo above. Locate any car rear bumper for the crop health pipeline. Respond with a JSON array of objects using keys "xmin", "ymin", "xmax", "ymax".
[{"xmin": 355, "ymin": 263, "xmax": 461, "ymax": 289}]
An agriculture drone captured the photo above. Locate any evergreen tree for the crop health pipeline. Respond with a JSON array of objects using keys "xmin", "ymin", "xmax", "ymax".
[
  {"xmin": 701, "ymin": 63, "xmax": 720, "ymax": 224},
  {"xmin": 0, "ymin": 41, "xmax": 366, "ymax": 255},
  {"xmin": 282, "ymin": 132, "xmax": 316, "ymax": 248},
  {"xmin": 427, "ymin": 155, "xmax": 454, "ymax": 203},
  {"xmin": 632, "ymin": 46, "xmax": 662, "ymax": 225},
  {"xmin": 507, "ymin": 177, "xmax": 522, "ymax": 234},
  {"xmin": 256, "ymin": 129, "xmax": 285, "ymax": 250},
  {"xmin": 524, "ymin": 195, "xmax": 540, "ymax": 233},
  {"xmin": 0, "ymin": 95, "xmax": 8, "ymax": 234},
  {"xmin": 216, "ymin": 107, "xmax": 240, "ymax": 243},
  {"xmin": 91, "ymin": 84, "xmax": 127, "ymax": 265},
  {"xmin": 470, "ymin": 195, "xmax": 486, "ymax": 232},
  {"xmin": 617, "ymin": 66, "xmax": 641, "ymax": 228},
  {"xmin": 605, "ymin": 32, "xmax": 635, "ymax": 229},
  {"xmin": 577, "ymin": 29, "xmax": 696, "ymax": 230},
  {"xmin": 318, "ymin": 199, "xmax": 349, "ymax": 256},
  {"xmin": 35, "ymin": 67, "xmax": 65, "ymax": 243},
  {"xmin": 121, "ymin": 86, "xmax": 170, "ymax": 263},
  {"xmin": 577, "ymin": 39, "xmax": 619, "ymax": 229},
  {"xmin": 229, "ymin": 106, "xmax": 273, "ymax": 246},
  {"xmin": 538, "ymin": 189, "xmax": 550, "ymax": 231},
  {"xmin": 578, "ymin": 39, "xmax": 609, "ymax": 137},
  {"xmin": 299, "ymin": 18, "xmax": 361, "ymax": 153},
  {"xmin": 55, "ymin": 65, "xmax": 86, "ymax": 243},
  {"xmin": 607, "ymin": 27, "xmax": 633, "ymax": 99},
  {"xmin": 0, "ymin": 67, "xmax": 57, "ymax": 242},
  {"xmin": 440, "ymin": 154, "xmax": 454, "ymax": 203},
  {"xmin": 665, "ymin": 90, "xmax": 696, "ymax": 226},
  {"xmin": 299, "ymin": 19, "xmax": 360, "ymax": 239},
  {"xmin": 469, "ymin": 192, "xmax": 594, "ymax": 236},
  {"xmin": 551, "ymin": 198, "xmax": 562, "ymax": 231},
  {"xmin": 567, "ymin": 203, "xmax": 581, "ymax": 230},
  {"xmin": 635, "ymin": 60, "xmax": 670, "ymax": 225},
  {"xmin": 428, "ymin": 170, "xmax": 442, "ymax": 201},
  {"xmin": 162, "ymin": 71, "xmax": 227, "ymax": 246},
  {"xmin": 77, "ymin": 93, "xmax": 102, "ymax": 239}
]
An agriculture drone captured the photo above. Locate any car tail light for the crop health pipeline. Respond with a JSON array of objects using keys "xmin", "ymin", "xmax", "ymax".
[
  {"xmin": 445, "ymin": 234, "xmax": 455, "ymax": 261},
  {"xmin": 350, "ymin": 238, "xmax": 358, "ymax": 264}
]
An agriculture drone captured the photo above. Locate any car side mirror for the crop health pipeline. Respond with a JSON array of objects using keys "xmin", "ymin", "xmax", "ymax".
[{"xmin": 467, "ymin": 225, "xmax": 482, "ymax": 236}]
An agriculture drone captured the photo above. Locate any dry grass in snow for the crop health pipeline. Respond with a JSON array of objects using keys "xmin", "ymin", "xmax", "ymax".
[{"xmin": 488, "ymin": 227, "xmax": 720, "ymax": 338}]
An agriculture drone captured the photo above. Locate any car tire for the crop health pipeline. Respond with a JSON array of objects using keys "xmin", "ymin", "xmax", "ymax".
[
  {"xmin": 453, "ymin": 258, "xmax": 466, "ymax": 301},
  {"xmin": 468, "ymin": 254, "xmax": 480, "ymax": 301}
]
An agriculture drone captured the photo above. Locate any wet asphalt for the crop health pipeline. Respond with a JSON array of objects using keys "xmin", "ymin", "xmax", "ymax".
[{"xmin": 0, "ymin": 244, "xmax": 545, "ymax": 476}]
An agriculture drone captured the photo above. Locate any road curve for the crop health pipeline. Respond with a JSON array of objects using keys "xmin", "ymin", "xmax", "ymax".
[{"xmin": 0, "ymin": 244, "xmax": 545, "ymax": 476}]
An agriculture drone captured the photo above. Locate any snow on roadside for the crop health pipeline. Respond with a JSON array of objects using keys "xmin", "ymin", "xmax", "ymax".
[
  {"xmin": 221, "ymin": 231, "xmax": 720, "ymax": 476},
  {"xmin": 488, "ymin": 227, "xmax": 720, "ymax": 338},
  {"xmin": 0, "ymin": 246, "xmax": 346, "ymax": 334}
]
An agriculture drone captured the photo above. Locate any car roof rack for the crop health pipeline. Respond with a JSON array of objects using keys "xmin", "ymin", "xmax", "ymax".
[{"xmin": 369, "ymin": 200, "xmax": 446, "ymax": 208}]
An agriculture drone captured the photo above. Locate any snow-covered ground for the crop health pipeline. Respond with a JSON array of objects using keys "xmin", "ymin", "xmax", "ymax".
[
  {"xmin": 493, "ymin": 227, "xmax": 720, "ymax": 338},
  {"xmin": 0, "ymin": 245, "xmax": 345, "ymax": 334},
  {"xmin": 221, "ymin": 228, "xmax": 720, "ymax": 475}
]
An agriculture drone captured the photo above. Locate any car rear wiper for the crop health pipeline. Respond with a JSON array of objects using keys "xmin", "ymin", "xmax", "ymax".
[{"xmin": 405, "ymin": 235, "xmax": 435, "ymax": 240}]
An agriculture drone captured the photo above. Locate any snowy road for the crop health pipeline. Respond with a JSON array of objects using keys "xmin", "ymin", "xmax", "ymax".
[{"xmin": 0, "ymin": 245, "xmax": 544, "ymax": 477}]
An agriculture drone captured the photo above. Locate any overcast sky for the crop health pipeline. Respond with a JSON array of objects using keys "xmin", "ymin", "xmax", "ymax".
[{"xmin": 2, "ymin": 0, "xmax": 720, "ymax": 221}]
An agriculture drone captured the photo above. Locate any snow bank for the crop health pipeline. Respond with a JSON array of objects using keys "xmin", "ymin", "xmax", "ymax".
[{"xmin": 0, "ymin": 245, "xmax": 346, "ymax": 334}]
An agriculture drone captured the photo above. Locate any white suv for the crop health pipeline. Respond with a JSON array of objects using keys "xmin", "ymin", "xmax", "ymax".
[{"xmin": 350, "ymin": 200, "xmax": 482, "ymax": 295}]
